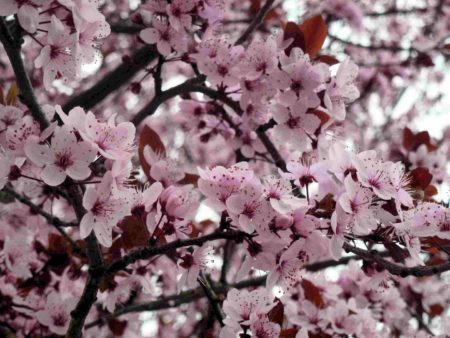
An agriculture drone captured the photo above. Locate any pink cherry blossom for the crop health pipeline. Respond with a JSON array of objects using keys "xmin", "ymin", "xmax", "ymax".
[
  {"xmin": 198, "ymin": 162, "xmax": 255, "ymax": 211},
  {"xmin": 25, "ymin": 126, "xmax": 97, "ymax": 186},
  {"xmin": 34, "ymin": 16, "xmax": 76, "ymax": 89},
  {"xmin": 324, "ymin": 59, "xmax": 360, "ymax": 120},
  {"xmin": 36, "ymin": 292, "xmax": 77, "ymax": 335},
  {"xmin": 271, "ymin": 102, "xmax": 321, "ymax": 152},
  {"xmin": 80, "ymin": 172, "xmax": 132, "ymax": 247},
  {"xmin": 177, "ymin": 245, "xmax": 214, "ymax": 290},
  {"xmin": 140, "ymin": 19, "xmax": 187, "ymax": 56},
  {"xmin": 166, "ymin": 0, "xmax": 195, "ymax": 32},
  {"xmin": 338, "ymin": 175, "xmax": 377, "ymax": 234},
  {"xmin": 81, "ymin": 112, "xmax": 136, "ymax": 161}
]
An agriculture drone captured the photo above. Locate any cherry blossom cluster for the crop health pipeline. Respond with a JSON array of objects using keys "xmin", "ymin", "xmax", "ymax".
[
  {"xmin": 1, "ymin": 0, "xmax": 450, "ymax": 337},
  {"xmin": 1, "ymin": 0, "xmax": 110, "ymax": 89}
]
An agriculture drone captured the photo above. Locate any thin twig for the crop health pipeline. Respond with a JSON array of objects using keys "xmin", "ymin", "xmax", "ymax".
[
  {"xmin": 234, "ymin": 0, "xmax": 276, "ymax": 46},
  {"xmin": 0, "ymin": 18, "xmax": 49, "ymax": 130}
]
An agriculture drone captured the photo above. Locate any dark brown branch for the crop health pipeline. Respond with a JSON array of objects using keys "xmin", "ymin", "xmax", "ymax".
[
  {"xmin": 131, "ymin": 76, "xmax": 206, "ymax": 125},
  {"xmin": 198, "ymin": 275, "xmax": 224, "ymax": 326},
  {"xmin": 110, "ymin": 22, "xmax": 143, "ymax": 34},
  {"xmin": 328, "ymin": 33, "xmax": 413, "ymax": 52},
  {"xmin": 65, "ymin": 185, "xmax": 104, "ymax": 338},
  {"xmin": 234, "ymin": 0, "xmax": 276, "ymax": 46},
  {"xmin": 105, "ymin": 229, "xmax": 249, "ymax": 276},
  {"xmin": 0, "ymin": 18, "xmax": 49, "ymax": 130},
  {"xmin": 343, "ymin": 243, "xmax": 450, "ymax": 277},
  {"xmin": 62, "ymin": 45, "xmax": 157, "ymax": 112}
]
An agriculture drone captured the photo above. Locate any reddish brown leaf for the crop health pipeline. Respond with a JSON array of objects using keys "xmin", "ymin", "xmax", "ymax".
[
  {"xmin": 280, "ymin": 328, "xmax": 298, "ymax": 338},
  {"xmin": 299, "ymin": 15, "xmax": 328, "ymax": 58},
  {"xmin": 409, "ymin": 167, "xmax": 433, "ymax": 190},
  {"xmin": 118, "ymin": 215, "xmax": 150, "ymax": 249},
  {"xmin": 315, "ymin": 54, "xmax": 339, "ymax": 65},
  {"xmin": 48, "ymin": 234, "xmax": 70, "ymax": 254},
  {"xmin": 428, "ymin": 304, "xmax": 444, "ymax": 317},
  {"xmin": 283, "ymin": 21, "xmax": 305, "ymax": 55},
  {"xmin": 301, "ymin": 279, "xmax": 325, "ymax": 308},
  {"xmin": 0, "ymin": 86, "xmax": 4, "ymax": 105},
  {"xmin": 108, "ymin": 318, "xmax": 128, "ymax": 336},
  {"xmin": 177, "ymin": 173, "xmax": 200, "ymax": 187},
  {"xmin": 268, "ymin": 300, "xmax": 284, "ymax": 326},
  {"xmin": 402, "ymin": 127, "xmax": 436, "ymax": 152},
  {"xmin": 424, "ymin": 184, "xmax": 438, "ymax": 199},
  {"xmin": 138, "ymin": 124, "xmax": 166, "ymax": 180},
  {"xmin": 308, "ymin": 108, "xmax": 330, "ymax": 127}
]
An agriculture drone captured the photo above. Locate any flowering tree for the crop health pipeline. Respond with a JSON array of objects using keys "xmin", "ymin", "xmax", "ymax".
[{"xmin": 1, "ymin": 0, "xmax": 450, "ymax": 337}]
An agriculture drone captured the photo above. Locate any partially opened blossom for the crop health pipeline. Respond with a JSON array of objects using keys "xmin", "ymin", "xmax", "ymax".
[
  {"xmin": 36, "ymin": 292, "xmax": 77, "ymax": 335},
  {"xmin": 25, "ymin": 126, "xmax": 97, "ymax": 186},
  {"xmin": 0, "ymin": 105, "xmax": 23, "ymax": 131}
]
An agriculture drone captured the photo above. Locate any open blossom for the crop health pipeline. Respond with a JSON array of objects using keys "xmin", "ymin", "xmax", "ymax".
[
  {"xmin": 25, "ymin": 126, "xmax": 97, "ymax": 186},
  {"xmin": 0, "ymin": 0, "xmax": 43, "ymax": 33},
  {"xmin": 278, "ymin": 48, "xmax": 329, "ymax": 107},
  {"xmin": 198, "ymin": 162, "xmax": 255, "ymax": 211},
  {"xmin": 222, "ymin": 288, "xmax": 276, "ymax": 329},
  {"xmin": 271, "ymin": 102, "xmax": 321, "ymax": 152},
  {"xmin": 140, "ymin": 19, "xmax": 187, "ymax": 56},
  {"xmin": 34, "ymin": 16, "xmax": 76, "ymax": 89},
  {"xmin": 353, "ymin": 150, "xmax": 394, "ymax": 200},
  {"xmin": 166, "ymin": 0, "xmax": 195, "ymax": 32},
  {"xmin": 283, "ymin": 160, "xmax": 328, "ymax": 189},
  {"xmin": 177, "ymin": 245, "xmax": 214, "ymax": 291},
  {"xmin": 80, "ymin": 172, "xmax": 131, "ymax": 247},
  {"xmin": 80, "ymin": 112, "xmax": 136, "ymax": 160},
  {"xmin": 339, "ymin": 175, "xmax": 377, "ymax": 234},
  {"xmin": 266, "ymin": 239, "xmax": 308, "ymax": 290},
  {"xmin": 262, "ymin": 175, "xmax": 305, "ymax": 214},
  {"xmin": 36, "ymin": 292, "xmax": 77, "ymax": 335}
]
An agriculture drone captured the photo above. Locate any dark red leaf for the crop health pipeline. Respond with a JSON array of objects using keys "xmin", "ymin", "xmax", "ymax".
[
  {"xmin": 118, "ymin": 215, "xmax": 150, "ymax": 249},
  {"xmin": 298, "ymin": 15, "xmax": 328, "ymax": 58},
  {"xmin": 301, "ymin": 279, "xmax": 325, "ymax": 308},
  {"xmin": 268, "ymin": 300, "xmax": 284, "ymax": 326},
  {"xmin": 283, "ymin": 21, "xmax": 305, "ymax": 56},
  {"xmin": 409, "ymin": 167, "xmax": 433, "ymax": 190},
  {"xmin": 315, "ymin": 54, "xmax": 339, "ymax": 65}
]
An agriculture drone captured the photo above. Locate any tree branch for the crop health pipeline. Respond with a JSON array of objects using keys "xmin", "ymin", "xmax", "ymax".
[
  {"xmin": 105, "ymin": 229, "xmax": 249, "ymax": 276},
  {"xmin": 343, "ymin": 242, "xmax": 450, "ymax": 277},
  {"xmin": 62, "ymin": 45, "xmax": 157, "ymax": 112},
  {"xmin": 234, "ymin": 0, "xmax": 276, "ymax": 46},
  {"xmin": 65, "ymin": 185, "xmax": 104, "ymax": 338},
  {"xmin": 0, "ymin": 18, "xmax": 49, "ymax": 130},
  {"xmin": 131, "ymin": 75, "xmax": 206, "ymax": 125}
]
